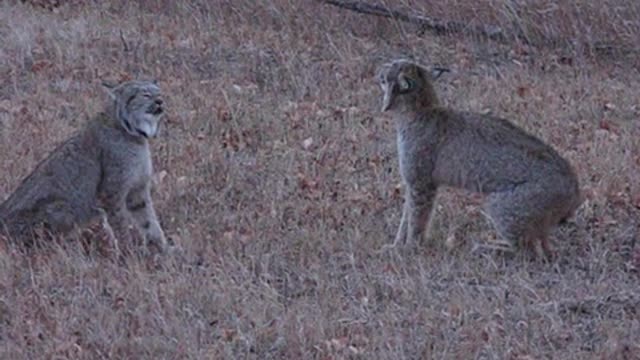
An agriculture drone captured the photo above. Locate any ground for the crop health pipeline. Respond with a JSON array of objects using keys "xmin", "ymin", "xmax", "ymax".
[{"xmin": 0, "ymin": 1, "xmax": 639, "ymax": 359}]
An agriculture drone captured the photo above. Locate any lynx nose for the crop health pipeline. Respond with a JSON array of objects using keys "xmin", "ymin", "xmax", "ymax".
[{"xmin": 155, "ymin": 99, "xmax": 163, "ymax": 106}]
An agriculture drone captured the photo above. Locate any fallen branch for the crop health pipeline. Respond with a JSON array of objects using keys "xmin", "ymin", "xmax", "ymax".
[
  {"xmin": 318, "ymin": 0, "xmax": 505, "ymax": 42},
  {"xmin": 536, "ymin": 292, "xmax": 640, "ymax": 316}
]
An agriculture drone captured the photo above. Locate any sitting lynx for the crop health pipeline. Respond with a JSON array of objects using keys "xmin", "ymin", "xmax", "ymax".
[
  {"xmin": 378, "ymin": 59, "xmax": 581, "ymax": 258},
  {"xmin": 0, "ymin": 80, "xmax": 167, "ymax": 253}
]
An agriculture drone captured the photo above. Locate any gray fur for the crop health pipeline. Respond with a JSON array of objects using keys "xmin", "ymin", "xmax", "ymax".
[
  {"xmin": 0, "ymin": 80, "xmax": 167, "ymax": 253},
  {"xmin": 378, "ymin": 59, "xmax": 581, "ymax": 257}
]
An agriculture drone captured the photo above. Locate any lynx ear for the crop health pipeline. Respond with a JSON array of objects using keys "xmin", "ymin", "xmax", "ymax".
[
  {"xmin": 430, "ymin": 66, "xmax": 450, "ymax": 81},
  {"xmin": 101, "ymin": 81, "xmax": 119, "ymax": 100}
]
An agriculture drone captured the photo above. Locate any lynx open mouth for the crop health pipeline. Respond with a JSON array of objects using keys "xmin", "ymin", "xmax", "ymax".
[
  {"xmin": 136, "ymin": 129, "xmax": 149, "ymax": 138},
  {"xmin": 148, "ymin": 107, "xmax": 163, "ymax": 116}
]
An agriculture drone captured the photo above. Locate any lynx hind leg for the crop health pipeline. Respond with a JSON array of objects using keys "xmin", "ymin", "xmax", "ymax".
[
  {"xmin": 29, "ymin": 199, "xmax": 94, "ymax": 243},
  {"xmin": 484, "ymin": 184, "xmax": 557, "ymax": 258},
  {"xmin": 126, "ymin": 185, "xmax": 167, "ymax": 253},
  {"xmin": 39, "ymin": 200, "xmax": 83, "ymax": 235},
  {"xmin": 522, "ymin": 223, "xmax": 554, "ymax": 259},
  {"xmin": 484, "ymin": 186, "xmax": 534, "ymax": 252}
]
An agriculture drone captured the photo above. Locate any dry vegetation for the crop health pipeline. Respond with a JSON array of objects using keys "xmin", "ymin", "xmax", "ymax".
[{"xmin": 1, "ymin": 1, "xmax": 639, "ymax": 359}]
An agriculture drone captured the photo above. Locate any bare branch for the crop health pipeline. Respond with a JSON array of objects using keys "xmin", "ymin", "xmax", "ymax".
[{"xmin": 318, "ymin": 0, "xmax": 505, "ymax": 41}]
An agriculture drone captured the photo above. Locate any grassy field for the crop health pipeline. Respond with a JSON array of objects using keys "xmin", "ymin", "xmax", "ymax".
[{"xmin": 1, "ymin": 1, "xmax": 639, "ymax": 358}]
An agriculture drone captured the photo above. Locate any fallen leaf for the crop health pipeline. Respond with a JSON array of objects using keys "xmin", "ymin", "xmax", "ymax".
[
  {"xmin": 516, "ymin": 86, "xmax": 528, "ymax": 97},
  {"xmin": 31, "ymin": 60, "xmax": 53, "ymax": 73},
  {"xmin": 599, "ymin": 119, "xmax": 612, "ymax": 131},
  {"xmin": 222, "ymin": 329, "xmax": 237, "ymax": 342}
]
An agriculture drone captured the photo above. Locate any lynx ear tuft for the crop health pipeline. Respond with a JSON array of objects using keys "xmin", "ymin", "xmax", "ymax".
[
  {"xmin": 101, "ymin": 80, "xmax": 118, "ymax": 89},
  {"xmin": 101, "ymin": 81, "xmax": 119, "ymax": 100}
]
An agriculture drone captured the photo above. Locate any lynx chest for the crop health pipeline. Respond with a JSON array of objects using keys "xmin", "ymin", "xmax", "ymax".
[
  {"xmin": 396, "ymin": 123, "xmax": 439, "ymax": 186},
  {"xmin": 118, "ymin": 142, "xmax": 153, "ymax": 188},
  {"xmin": 99, "ymin": 137, "xmax": 154, "ymax": 194}
]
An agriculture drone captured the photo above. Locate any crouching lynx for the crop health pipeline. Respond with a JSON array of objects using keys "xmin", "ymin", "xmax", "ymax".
[
  {"xmin": 377, "ymin": 59, "xmax": 581, "ymax": 258},
  {"xmin": 0, "ymin": 80, "xmax": 168, "ymax": 254}
]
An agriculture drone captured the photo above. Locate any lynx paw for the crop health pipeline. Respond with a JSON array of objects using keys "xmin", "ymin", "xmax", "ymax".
[{"xmin": 145, "ymin": 221, "xmax": 167, "ymax": 253}]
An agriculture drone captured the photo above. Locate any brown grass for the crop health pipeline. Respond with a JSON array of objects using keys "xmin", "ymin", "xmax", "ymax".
[{"xmin": 1, "ymin": 1, "xmax": 639, "ymax": 358}]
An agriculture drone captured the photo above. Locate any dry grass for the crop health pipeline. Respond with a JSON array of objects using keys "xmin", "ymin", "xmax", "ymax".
[{"xmin": 1, "ymin": 1, "xmax": 639, "ymax": 359}]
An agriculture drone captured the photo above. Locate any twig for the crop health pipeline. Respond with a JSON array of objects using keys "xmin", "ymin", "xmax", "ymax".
[
  {"xmin": 318, "ymin": 0, "xmax": 640, "ymax": 57},
  {"xmin": 318, "ymin": 0, "xmax": 505, "ymax": 41},
  {"xmin": 536, "ymin": 292, "xmax": 640, "ymax": 315}
]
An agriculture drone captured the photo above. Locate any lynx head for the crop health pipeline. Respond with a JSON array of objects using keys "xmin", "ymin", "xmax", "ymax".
[
  {"xmin": 103, "ymin": 80, "xmax": 164, "ymax": 139},
  {"xmin": 377, "ymin": 59, "xmax": 447, "ymax": 113}
]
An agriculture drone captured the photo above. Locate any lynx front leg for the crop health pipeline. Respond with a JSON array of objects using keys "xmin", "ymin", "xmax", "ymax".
[
  {"xmin": 406, "ymin": 186, "xmax": 437, "ymax": 246},
  {"xmin": 378, "ymin": 197, "xmax": 409, "ymax": 253},
  {"xmin": 104, "ymin": 204, "xmax": 134, "ymax": 244},
  {"xmin": 100, "ymin": 190, "xmax": 138, "ymax": 252},
  {"xmin": 90, "ymin": 207, "xmax": 120, "ymax": 257},
  {"xmin": 126, "ymin": 184, "xmax": 167, "ymax": 253},
  {"xmin": 393, "ymin": 199, "xmax": 409, "ymax": 246}
]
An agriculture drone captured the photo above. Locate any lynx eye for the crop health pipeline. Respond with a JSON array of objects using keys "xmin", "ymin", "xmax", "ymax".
[{"xmin": 398, "ymin": 78, "xmax": 414, "ymax": 93}]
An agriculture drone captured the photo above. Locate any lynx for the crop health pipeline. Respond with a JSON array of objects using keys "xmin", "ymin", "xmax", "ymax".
[
  {"xmin": 378, "ymin": 59, "xmax": 581, "ymax": 258},
  {"xmin": 0, "ymin": 80, "xmax": 167, "ymax": 254}
]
